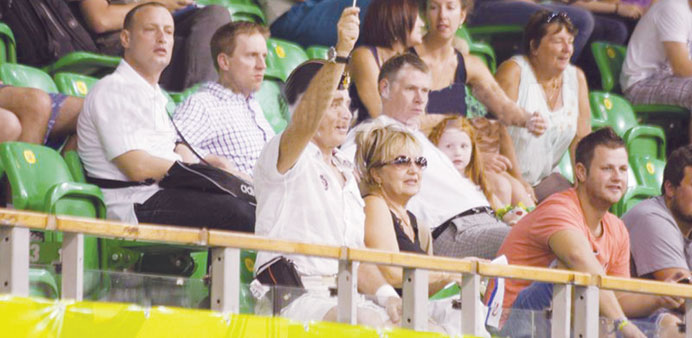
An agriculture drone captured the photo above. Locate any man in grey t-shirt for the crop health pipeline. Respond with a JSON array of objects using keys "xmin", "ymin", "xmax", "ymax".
[{"xmin": 623, "ymin": 145, "xmax": 692, "ymax": 281}]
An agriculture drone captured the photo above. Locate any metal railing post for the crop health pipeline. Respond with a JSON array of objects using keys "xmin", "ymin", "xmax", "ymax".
[
  {"xmin": 685, "ymin": 298, "xmax": 692, "ymax": 338},
  {"xmin": 402, "ymin": 268, "xmax": 428, "ymax": 331},
  {"xmin": 461, "ymin": 272, "xmax": 483, "ymax": 336},
  {"xmin": 551, "ymin": 283, "xmax": 572, "ymax": 338},
  {"xmin": 211, "ymin": 247, "xmax": 240, "ymax": 312},
  {"xmin": 574, "ymin": 285, "xmax": 599, "ymax": 338},
  {"xmin": 0, "ymin": 226, "xmax": 29, "ymax": 296},
  {"xmin": 337, "ymin": 258, "xmax": 357, "ymax": 324},
  {"xmin": 61, "ymin": 232, "xmax": 84, "ymax": 300}
]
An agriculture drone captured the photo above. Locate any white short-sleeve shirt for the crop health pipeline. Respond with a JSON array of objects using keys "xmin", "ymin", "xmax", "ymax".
[
  {"xmin": 253, "ymin": 135, "xmax": 365, "ymax": 276},
  {"xmin": 341, "ymin": 115, "xmax": 491, "ymax": 229},
  {"xmin": 77, "ymin": 60, "xmax": 181, "ymax": 223},
  {"xmin": 621, "ymin": 0, "xmax": 692, "ymax": 90}
]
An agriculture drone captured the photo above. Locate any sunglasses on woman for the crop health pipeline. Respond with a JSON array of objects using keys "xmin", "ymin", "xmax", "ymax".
[
  {"xmin": 379, "ymin": 155, "xmax": 428, "ymax": 169},
  {"xmin": 545, "ymin": 11, "xmax": 569, "ymax": 23}
]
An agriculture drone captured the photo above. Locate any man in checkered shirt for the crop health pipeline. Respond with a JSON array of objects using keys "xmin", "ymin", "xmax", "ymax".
[{"xmin": 173, "ymin": 21, "xmax": 275, "ymax": 181}]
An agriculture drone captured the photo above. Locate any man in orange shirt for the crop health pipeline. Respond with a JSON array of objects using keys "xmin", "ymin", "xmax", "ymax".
[{"xmin": 493, "ymin": 127, "xmax": 682, "ymax": 338}]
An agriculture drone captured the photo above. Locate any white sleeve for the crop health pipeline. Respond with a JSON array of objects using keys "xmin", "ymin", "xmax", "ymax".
[
  {"xmin": 657, "ymin": 2, "xmax": 692, "ymax": 43},
  {"xmin": 253, "ymin": 133, "xmax": 307, "ymax": 182}
]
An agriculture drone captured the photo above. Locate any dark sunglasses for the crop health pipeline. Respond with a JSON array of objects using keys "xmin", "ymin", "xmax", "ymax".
[
  {"xmin": 546, "ymin": 11, "xmax": 569, "ymax": 23},
  {"xmin": 379, "ymin": 155, "xmax": 428, "ymax": 169}
]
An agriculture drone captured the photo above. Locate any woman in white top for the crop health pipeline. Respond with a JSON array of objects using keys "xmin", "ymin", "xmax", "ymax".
[{"xmin": 495, "ymin": 10, "xmax": 591, "ymax": 201}]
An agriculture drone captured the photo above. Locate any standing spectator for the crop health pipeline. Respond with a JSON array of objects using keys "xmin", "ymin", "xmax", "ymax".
[
  {"xmin": 257, "ymin": 0, "xmax": 371, "ymax": 48},
  {"xmin": 173, "ymin": 22, "xmax": 275, "ymax": 181},
  {"xmin": 77, "ymin": 0, "xmax": 230, "ymax": 91},
  {"xmin": 492, "ymin": 127, "xmax": 681, "ymax": 338},
  {"xmin": 77, "ymin": 3, "xmax": 254, "ymax": 230},
  {"xmin": 349, "ymin": 0, "xmax": 424, "ymax": 122},
  {"xmin": 495, "ymin": 10, "xmax": 591, "ymax": 201},
  {"xmin": 621, "ymin": 0, "xmax": 692, "ymax": 144},
  {"xmin": 253, "ymin": 7, "xmax": 402, "ymax": 325}
]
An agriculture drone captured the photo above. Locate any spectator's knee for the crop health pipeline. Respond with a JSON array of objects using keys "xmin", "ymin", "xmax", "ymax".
[
  {"xmin": 16, "ymin": 88, "xmax": 53, "ymax": 124},
  {"xmin": 0, "ymin": 109, "xmax": 21, "ymax": 142}
]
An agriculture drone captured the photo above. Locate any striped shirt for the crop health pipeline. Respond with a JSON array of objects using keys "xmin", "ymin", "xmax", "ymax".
[{"xmin": 173, "ymin": 82, "xmax": 275, "ymax": 176}]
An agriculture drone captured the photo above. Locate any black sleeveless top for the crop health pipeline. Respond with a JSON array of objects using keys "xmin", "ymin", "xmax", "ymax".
[
  {"xmin": 350, "ymin": 45, "xmax": 381, "ymax": 124},
  {"xmin": 391, "ymin": 210, "xmax": 426, "ymax": 254},
  {"xmin": 409, "ymin": 47, "xmax": 468, "ymax": 116}
]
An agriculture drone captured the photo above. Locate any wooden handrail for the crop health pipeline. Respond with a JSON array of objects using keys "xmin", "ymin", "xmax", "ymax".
[{"xmin": 3, "ymin": 207, "xmax": 692, "ymax": 300}]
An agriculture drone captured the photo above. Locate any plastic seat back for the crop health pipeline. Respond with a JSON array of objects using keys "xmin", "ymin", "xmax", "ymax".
[
  {"xmin": 590, "ymin": 42, "xmax": 626, "ymax": 92},
  {"xmin": 630, "ymin": 156, "xmax": 664, "ymax": 191},
  {"xmin": 306, "ymin": 45, "xmax": 329, "ymax": 60},
  {"xmin": 0, "ymin": 22, "xmax": 17, "ymax": 63},
  {"xmin": 53, "ymin": 72, "xmax": 98, "ymax": 98},
  {"xmin": 612, "ymin": 185, "xmax": 659, "ymax": 217},
  {"xmin": 256, "ymin": 80, "xmax": 288, "ymax": 133},
  {"xmin": 265, "ymin": 38, "xmax": 309, "ymax": 82},
  {"xmin": 457, "ymin": 25, "xmax": 497, "ymax": 73},
  {"xmin": 44, "ymin": 51, "xmax": 120, "ymax": 77},
  {"xmin": 0, "ymin": 63, "xmax": 58, "ymax": 93},
  {"xmin": 556, "ymin": 151, "xmax": 574, "ymax": 184},
  {"xmin": 63, "ymin": 150, "xmax": 87, "ymax": 183}
]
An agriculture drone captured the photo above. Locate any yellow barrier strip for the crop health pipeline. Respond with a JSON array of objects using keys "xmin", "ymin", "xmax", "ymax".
[
  {"xmin": 209, "ymin": 230, "xmax": 342, "ymax": 259},
  {"xmin": 478, "ymin": 262, "xmax": 595, "ymax": 286},
  {"xmin": 348, "ymin": 248, "xmax": 475, "ymax": 273},
  {"xmin": 600, "ymin": 275, "xmax": 692, "ymax": 297}
]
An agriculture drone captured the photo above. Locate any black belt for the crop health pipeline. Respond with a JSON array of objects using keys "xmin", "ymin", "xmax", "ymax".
[
  {"xmin": 431, "ymin": 206, "xmax": 495, "ymax": 239},
  {"xmin": 86, "ymin": 175, "xmax": 155, "ymax": 189}
]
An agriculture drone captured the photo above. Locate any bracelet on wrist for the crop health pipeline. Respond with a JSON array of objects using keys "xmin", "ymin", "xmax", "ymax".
[{"xmin": 612, "ymin": 318, "xmax": 630, "ymax": 333}]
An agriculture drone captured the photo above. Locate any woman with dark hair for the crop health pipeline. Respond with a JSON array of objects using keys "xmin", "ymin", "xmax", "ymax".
[
  {"xmin": 495, "ymin": 10, "xmax": 591, "ymax": 201},
  {"xmin": 412, "ymin": 0, "xmax": 546, "ymax": 135},
  {"xmin": 349, "ymin": 0, "xmax": 424, "ymax": 123}
]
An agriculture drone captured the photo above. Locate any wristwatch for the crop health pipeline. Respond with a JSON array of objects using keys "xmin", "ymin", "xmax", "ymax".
[{"xmin": 327, "ymin": 47, "xmax": 350, "ymax": 64}]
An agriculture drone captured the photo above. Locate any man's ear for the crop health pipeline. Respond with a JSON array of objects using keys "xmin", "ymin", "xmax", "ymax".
[
  {"xmin": 379, "ymin": 78, "xmax": 390, "ymax": 99},
  {"xmin": 120, "ymin": 29, "xmax": 130, "ymax": 49},
  {"xmin": 575, "ymin": 162, "xmax": 587, "ymax": 183},
  {"xmin": 217, "ymin": 53, "xmax": 230, "ymax": 71},
  {"xmin": 664, "ymin": 180, "xmax": 676, "ymax": 199}
]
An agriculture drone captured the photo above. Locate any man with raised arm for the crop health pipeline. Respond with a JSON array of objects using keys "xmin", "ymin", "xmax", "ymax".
[
  {"xmin": 77, "ymin": 3, "xmax": 253, "ymax": 231},
  {"xmin": 493, "ymin": 128, "xmax": 683, "ymax": 338},
  {"xmin": 253, "ymin": 7, "xmax": 401, "ymax": 325}
]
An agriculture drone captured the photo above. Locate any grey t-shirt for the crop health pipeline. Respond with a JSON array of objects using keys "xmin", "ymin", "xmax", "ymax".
[
  {"xmin": 622, "ymin": 196, "xmax": 692, "ymax": 278},
  {"xmin": 257, "ymin": 0, "xmax": 295, "ymax": 25}
]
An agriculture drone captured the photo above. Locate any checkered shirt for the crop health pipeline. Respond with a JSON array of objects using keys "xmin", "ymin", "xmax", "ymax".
[{"xmin": 173, "ymin": 82, "xmax": 275, "ymax": 176}]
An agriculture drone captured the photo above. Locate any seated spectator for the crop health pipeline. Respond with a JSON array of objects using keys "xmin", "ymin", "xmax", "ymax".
[
  {"xmin": 349, "ymin": 0, "xmax": 424, "ymax": 123},
  {"xmin": 492, "ymin": 127, "xmax": 681, "ymax": 338},
  {"xmin": 77, "ymin": 3, "xmax": 254, "ymax": 230},
  {"xmin": 257, "ymin": 0, "xmax": 371, "ymax": 48},
  {"xmin": 413, "ymin": 0, "xmax": 548, "ymax": 136},
  {"xmin": 0, "ymin": 84, "xmax": 82, "ymax": 150},
  {"xmin": 77, "ymin": 0, "xmax": 230, "ymax": 91},
  {"xmin": 427, "ymin": 116, "xmax": 535, "ymax": 215},
  {"xmin": 466, "ymin": 0, "xmax": 594, "ymax": 62},
  {"xmin": 624, "ymin": 145, "xmax": 692, "ymax": 282},
  {"xmin": 343, "ymin": 53, "xmax": 510, "ymax": 260},
  {"xmin": 173, "ymin": 22, "xmax": 275, "ymax": 181},
  {"xmin": 621, "ymin": 0, "xmax": 692, "ymax": 144},
  {"xmin": 253, "ymin": 8, "xmax": 401, "ymax": 325},
  {"xmin": 495, "ymin": 10, "xmax": 591, "ymax": 202}
]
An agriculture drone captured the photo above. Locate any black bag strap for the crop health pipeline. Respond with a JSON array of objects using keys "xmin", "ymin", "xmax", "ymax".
[
  {"xmin": 86, "ymin": 175, "xmax": 155, "ymax": 189},
  {"xmin": 165, "ymin": 104, "xmax": 211, "ymax": 166}
]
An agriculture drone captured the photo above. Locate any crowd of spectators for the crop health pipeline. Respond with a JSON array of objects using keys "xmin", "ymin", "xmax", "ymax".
[{"xmin": 2, "ymin": 0, "xmax": 692, "ymax": 337}]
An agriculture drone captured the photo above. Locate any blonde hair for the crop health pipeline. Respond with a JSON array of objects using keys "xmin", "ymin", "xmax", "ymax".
[
  {"xmin": 355, "ymin": 122, "xmax": 422, "ymax": 193},
  {"xmin": 427, "ymin": 115, "xmax": 494, "ymax": 204}
]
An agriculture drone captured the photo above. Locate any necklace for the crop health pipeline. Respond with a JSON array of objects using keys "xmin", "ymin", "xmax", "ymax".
[{"xmin": 540, "ymin": 76, "xmax": 562, "ymax": 111}]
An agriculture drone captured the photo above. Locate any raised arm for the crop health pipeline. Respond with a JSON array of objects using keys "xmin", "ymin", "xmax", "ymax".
[
  {"xmin": 80, "ymin": 0, "xmax": 190, "ymax": 33},
  {"xmin": 470, "ymin": 55, "xmax": 546, "ymax": 135},
  {"xmin": 349, "ymin": 46, "xmax": 383, "ymax": 118},
  {"xmin": 276, "ymin": 7, "xmax": 360, "ymax": 174},
  {"xmin": 664, "ymin": 41, "xmax": 692, "ymax": 77}
]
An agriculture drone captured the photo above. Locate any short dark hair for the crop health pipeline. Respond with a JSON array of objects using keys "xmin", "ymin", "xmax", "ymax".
[
  {"xmin": 210, "ymin": 21, "xmax": 269, "ymax": 71},
  {"xmin": 663, "ymin": 145, "xmax": 692, "ymax": 192},
  {"xmin": 123, "ymin": 2, "xmax": 168, "ymax": 30},
  {"xmin": 575, "ymin": 127, "xmax": 625, "ymax": 171},
  {"xmin": 361, "ymin": 0, "xmax": 420, "ymax": 48},
  {"xmin": 522, "ymin": 10, "xmax": 577, "ymax": 55},
  {"xmin": 283, "ymin": 60, "xmax": 349, "ymax": 106},
  {"xmin": 377, "ymin": 53, "xmax": 429, "ymax": 85}
]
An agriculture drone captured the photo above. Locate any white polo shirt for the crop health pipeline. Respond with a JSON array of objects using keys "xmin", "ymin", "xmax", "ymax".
[
  {"xmin": 253, "ymin": 134, "xmax": 365, "ymax": 277},
  {"xmin": 341, "ymin": 115, "xmax": 490, "ymax": 229},
  {"xmin": 77, "ymin": 60, "xmax": 181, "ymax": 223}
]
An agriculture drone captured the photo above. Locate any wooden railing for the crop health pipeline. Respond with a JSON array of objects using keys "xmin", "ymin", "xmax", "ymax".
[{"xmin": 1, "ymin": 207, "xmax": 692, "ymax": 337}]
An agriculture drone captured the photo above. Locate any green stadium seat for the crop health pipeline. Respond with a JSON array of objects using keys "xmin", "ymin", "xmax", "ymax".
[
  {"xmin": 556, "ymin": 151, "xmax": 574, "ymax": 184},
  {"xmin": 29, "ymin": 268, "xmax": 60, "ymax": 299},
  {"xmin": 195, "ymin": 0, "xmax": 266, "ymax": 24},
  {"xmin": 43, "ymin": 51, "xmax": 120, "ymax": 77},
  {"xmin": 589, "ymin": 91, "xmax": 666, "ymax": 161},
  {"xmin": 629, "ymin": 156, "xmax": 664, "ymax": 192},
  {"xmin": 0, "ymin": 22, "xmax": 17, "ymax": 63},
  {"xmin": 612, "ymin": 185, "xmax": 659, "ymax": 217},
  {"xmin": 306, "ymin": 45, "xmax": 329, "ymax": 60},
  {"xmin": 0, "ymin": 63, "xmax": 58, "ymax": 93},
  {"xmin": 590, "ymin": 42, "xmax": 626, "ymax": 93},
  {"xmin": 53, "ymin": 72, "xmax": 98, "ymax": 98},
  {"xmin": 169, "ymin": 83, "xmax": 202, "ymax": 104},
  {"xmin": 256, "ymin": 80, "xmax": 289, "ymax": 133},
  {"xmin": 265, "ymin": 38, "xmax": 309, "ymax": 82},
  {"xmin": 456, "ymin": 26, "xmax": 497, "ymax": 73}
]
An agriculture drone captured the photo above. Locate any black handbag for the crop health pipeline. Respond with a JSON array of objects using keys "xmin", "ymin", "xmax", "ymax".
[
  {"xmin": 158, "ymin": 161, "xmax": 256, "ymax": 205},
  {"xmin": 255, "ymin": 256, "xmax": 306, "ymax": 314}
]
